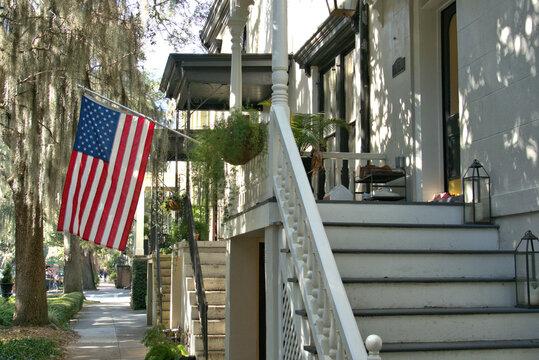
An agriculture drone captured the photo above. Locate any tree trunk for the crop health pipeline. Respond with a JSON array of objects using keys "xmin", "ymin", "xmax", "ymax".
[
  {"xmin": 12, "ymin": 184, "xmax": 49, "ymax": 326},
  {"xmin": 63, "ymin": 233, "xmax": 82, "ymax": 293},
  {"xmin": 81, "ymin": 248, "xmax": 96, "ymax": 290}
]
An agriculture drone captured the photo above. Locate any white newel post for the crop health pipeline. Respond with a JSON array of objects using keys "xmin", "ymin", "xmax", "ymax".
[{"xmin": 366, "ymin": 334, "xmax": 383, "ymax": 360}]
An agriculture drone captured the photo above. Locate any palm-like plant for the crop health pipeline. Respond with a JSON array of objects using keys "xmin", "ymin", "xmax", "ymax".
[{"xmin": 291, "ymin": 113, "xmax": 348, "ymax": 174}]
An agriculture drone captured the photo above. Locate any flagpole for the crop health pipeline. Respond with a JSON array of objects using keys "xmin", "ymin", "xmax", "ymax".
[{"xmin": 76, "ymin": 84, "xmax": 199, "ymax": 143}]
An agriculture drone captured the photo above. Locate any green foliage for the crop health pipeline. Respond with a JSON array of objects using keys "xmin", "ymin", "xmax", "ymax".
[
  {"xmin": 0, "ymin": 338, "xmax": 60, "ymax": 360},
  {"xmin": 109, "ymin": 272, "xmax": 117, "ymax": 281},
  {"xmin": 104, "ymin": 251, "xmax": 126, "ymax": 272},
  {"xmin": 191, "ymin": 109, "xmax": 267, "ymax": 196},
  {"xmin": 47, "ymin": 292, "xmax": 83, "ymax": 327},
  {"xmin": 291, "ymin": 113, "xmax": 348, "ymax": 174},
  {"xmin": 0, "ymin": 298, "xmax": 14, "ymax": 326},
  {"xmin": 144, "ymin": 343, "xmax": 178, "ymax": 360},
  {"xmin": 217, "ymin": 109, "xmax": 267, "ymax": 166},
  {"xmin": 291, "ymin": 112, "xmax": 348, "ymax": 154},
  {"xmin": 1, "ymin": 263, "xmax": 13, "ymax": 284},
  {"xmin": 142, "ymin": 324, "xmax": 170, "ymax": 348},
  {"xmin": 131, "ymin": 258, "xmax": 147, "ymax": 310},
  {"xmin": 142, "ymin": 325, "xmax": 189, "ymax": 360}
]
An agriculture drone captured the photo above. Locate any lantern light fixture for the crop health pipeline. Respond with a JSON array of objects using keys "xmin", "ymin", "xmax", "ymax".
[
  {"xmin": 514, "ymin": 230, "xmax": 539, "ymax": 308},
  {"xmin": 325, "ymin": 0, "xmax": 360, "ymax": 17},
  {"xmin": 462, "ymin": 159, "xmax": 491, "ymax": 224}
]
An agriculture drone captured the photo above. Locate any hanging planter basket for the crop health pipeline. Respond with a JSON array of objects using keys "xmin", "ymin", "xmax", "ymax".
[
  {"xmin": 222, "ymin": 139, "xmax": 264, "ymax": 165},
  {"xmin": 165, "ymin": 199, "xmax": 181, "ymax": 211},
  {"xmin": 219, "ymin": 111, "xmax": 267, "ymax": 166}
]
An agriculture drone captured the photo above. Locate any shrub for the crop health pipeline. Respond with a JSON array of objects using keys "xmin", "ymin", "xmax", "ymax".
[
  {"xmin": 0, "ymin": 299, "xmax": 14, "ymax": 326},
  {"xmin": 0, "ymin": 293, "xmax": 83, "ymax": 328},
  {"xmin": 1, "ymin": 263, "xmax": 13, "ymax": 284},
  {"xmin": 0, "ymin": 338, "xmax": 60, "ymax": 360},
  {"xmin": 142, "ymin": 325, "xmax": 189, "ymax": 360},
  {"xmin": 47, "ymin": 292, "xmax": 83, "ymax": 327},
  {"xmin": 131, "ymin": 258, "xmax": 147, "ymax": 310}
]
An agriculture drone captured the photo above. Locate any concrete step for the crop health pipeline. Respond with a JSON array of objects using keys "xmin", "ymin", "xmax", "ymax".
[
  {"xmin": 380, "ymin": 340, "xmax": 539, "ymax": 360},
  {"xmin": 191, "ymin": 305, "xmax": 226, "ymax": 320},
  {"xmin": 159, "ymin": 285, "xmax": 171, "ymax": 294},
  {"xmin": 157, "ymin": 269, "xmax": 171, "ymax": 277},
  {"xmin": 187, "ymin": 277, "xmax": 226, "ymax": 291},
  {"xmin": 185, "ymin": 264, "xmax": 226, "ymax": 278},
  {"xmin": 157, "ymin": 260, "xmax": 172, "ymax": 268},
  {"xmin": 194, "ymin": 335, "xmax": 225, "ymax": 351},
  {"xmin": 356, "ymin": 310, "xmax": 539, "ymax": 343},
  {"xmin": 189, "ymin": 291, "xmax": 226, "ymax": 306},
  {"xmin": 156, "ymin": 311, "xmax": 170, "ymax": 322},
  {"xmin": 325, "ymin": 223, "xmax": 499, "ymax": 250},
  {"xmin": 334, "ymin": 250, "xmax": 514, "ymax": 278},
  {"xmin": 184, "ymin": 252, "xmax": 227, "ymax": 265},
  {"xmin": 318, "ymin": 202, "xmax": 463, "ymax": 225},
  {"xmin": 192, "ymin": 319, "xmax": 226, "ymax": 335},
  {"xmin": 344, "ymin": 278, "xmax": 515, "ymax": 309}
]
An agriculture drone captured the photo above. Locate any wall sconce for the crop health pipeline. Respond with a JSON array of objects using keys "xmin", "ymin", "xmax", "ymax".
[
  {"xmin": 325, "ymin": 0, "xmax": 359, "ymax": 17},
  {"xmin": 515, "ymin": 230, "xmax": 539, "ymax": 308},
  {"xmin": 462, "ymin": 159, "xmax": 491, "ymax": 224}
]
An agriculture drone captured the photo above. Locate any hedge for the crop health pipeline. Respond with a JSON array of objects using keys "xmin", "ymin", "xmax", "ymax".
[
  {"xmin": 0, "ymin": 292, "xmax": 83, "ymax": 328},
  {"xmin": 48, "ymin": 292, "xmax": 84, "ymax": 327},
  {"xmin": 131, "ymin": 258, "xmax": 147, "ymax": 310},
  {"xmin": 0, "ymin": 338, "xmax": 60, "ymax": 360}
]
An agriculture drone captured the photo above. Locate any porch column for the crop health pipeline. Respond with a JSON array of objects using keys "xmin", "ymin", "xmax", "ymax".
[
  {"xmin": 229, "ymin": 1, "xmax": 253, "ymax": 109},
  {"xmin": 271, "ymin": 0, "xmax": 289, "ymax": 112}
]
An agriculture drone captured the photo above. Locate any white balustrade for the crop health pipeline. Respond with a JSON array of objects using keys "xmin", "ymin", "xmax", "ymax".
[{"xmin": 271, "ymin": 106, "xmax": 369, "ymax": 359}]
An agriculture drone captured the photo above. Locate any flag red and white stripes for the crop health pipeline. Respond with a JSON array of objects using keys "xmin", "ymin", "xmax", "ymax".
[{"xmin": 58, "ymin": 95, "xmax": 154, "ymax": 251}]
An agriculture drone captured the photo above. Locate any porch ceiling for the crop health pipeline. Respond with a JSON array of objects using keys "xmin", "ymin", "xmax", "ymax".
[{"xmin": 159, "ymin": 53, "xmax": 273, "ymax": 111}]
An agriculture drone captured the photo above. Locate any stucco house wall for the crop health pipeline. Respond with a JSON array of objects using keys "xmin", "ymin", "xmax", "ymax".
[
  {"xmin": 212, "ymin": 0, "xmax": 538, "ymax": 247},
  {"xmin": 455, "ymin": 0, "xmax": 538, "ymax": 248}
]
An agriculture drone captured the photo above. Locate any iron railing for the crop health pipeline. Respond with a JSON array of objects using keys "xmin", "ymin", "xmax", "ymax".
[{"xmin": 183, "ymin": 195, "xmax": 208, "ymax": 359}]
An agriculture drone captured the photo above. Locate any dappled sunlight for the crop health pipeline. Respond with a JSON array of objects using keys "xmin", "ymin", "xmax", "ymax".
[
  {"xmin": 526, "ymin": 137, "xmax": 538, "ymax": 163},
  {"xmin": 456, "ymin": 0, "xmax": 538, "ymax": 221}
]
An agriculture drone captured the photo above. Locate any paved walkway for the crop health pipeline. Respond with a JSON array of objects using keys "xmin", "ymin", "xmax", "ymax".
[{"xmin": 66, "ymin": 282, "xmax": 149, "ymax": 360}]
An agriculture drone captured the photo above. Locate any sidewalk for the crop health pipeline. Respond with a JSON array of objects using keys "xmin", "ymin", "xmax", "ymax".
[{"xmin": 66, "ymin": 282, "xmax": 149, "ymax": 360}]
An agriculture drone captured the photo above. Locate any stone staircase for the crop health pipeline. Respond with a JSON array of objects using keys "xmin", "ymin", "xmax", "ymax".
[
  {"xmin": 184, "ymin": 242, "xmax": 227, "ymax": 360},
  {"xmin": 308, "ymin": 201, "xmax": 539, "ymax": 359},
  {"xmin": 153, "ymin": 254, "xmax": 172, "ymax": 329}
]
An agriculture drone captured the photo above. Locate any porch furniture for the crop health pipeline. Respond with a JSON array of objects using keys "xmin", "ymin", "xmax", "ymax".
[{"xmin": 356, "ymin": 166, "xmax": 406, "ymax": 201}]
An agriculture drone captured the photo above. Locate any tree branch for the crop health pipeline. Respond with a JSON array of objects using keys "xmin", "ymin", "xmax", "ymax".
[
  {"xmin": 17, "ymin": 69, "xmax": 66, "ymax": 84},
  {"xmin": 37, "ymin": 121, "xmax": 58, "ymax": 145}
]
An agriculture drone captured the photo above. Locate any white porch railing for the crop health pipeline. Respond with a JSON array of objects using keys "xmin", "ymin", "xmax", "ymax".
[
  {"xmin": 221, "ymin": 151, "xmax": 271, "ymax": 218},
  {"xmin": 270, "ymin": 105, "xmax": 368, "ymax": 359},
  {"xmin": 319, "ymin": 152, "xmax": 387, "ymax": 197}
]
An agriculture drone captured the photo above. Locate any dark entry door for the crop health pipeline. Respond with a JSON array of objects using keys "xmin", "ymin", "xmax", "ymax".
[{"xmin": 441, "ymin": 3, "xmax": 461, "ymax": 195}]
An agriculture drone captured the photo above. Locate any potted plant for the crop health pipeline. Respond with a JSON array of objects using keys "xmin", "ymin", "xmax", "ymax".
[
  {"xmin": 290, "ymin": 112, "xmax": 348, "ymax": 198},
  {"xmin": 216, "ymin": 109, "xmax": 267, "ymax": 166},
  {"xmin": 1, "ymin": 262, "xmax": 14, "ymax": 300},
  {"xmin": 291, "ymin": 112, "xmax": 348, "ymax": 172},
  {"xmin": 190, "ymin": 108, "xmax": 267, "ymax": 205},
  {"xmin": 164, "ymin": 192, "xmax": 184, "ymax": 211}
]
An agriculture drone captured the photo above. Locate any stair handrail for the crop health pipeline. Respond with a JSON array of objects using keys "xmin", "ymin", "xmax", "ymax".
[
  {"xmin": 183, "ymin": 195, "xmax": 208, "ymax": 360},
  {"xmin": 270, "ymin": 105, "xmax": 368, "ymax": 359}
]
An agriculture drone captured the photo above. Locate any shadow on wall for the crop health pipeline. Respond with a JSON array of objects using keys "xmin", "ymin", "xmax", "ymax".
[
  {"xmin": 369, "ymin": 2, "xmax": 414, "ymax": 171},
  {"xmin": 459, "ymin": 0, "xmax": 537, "ymax": 209}
]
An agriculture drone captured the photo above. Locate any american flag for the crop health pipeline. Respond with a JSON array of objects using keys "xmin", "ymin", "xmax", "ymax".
[{"xmin": 57, "ymin": 95, "xmax": 154, "ymax": 251}]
